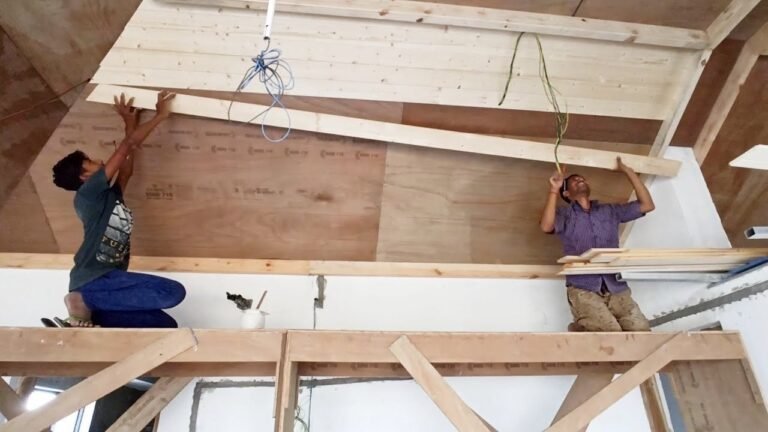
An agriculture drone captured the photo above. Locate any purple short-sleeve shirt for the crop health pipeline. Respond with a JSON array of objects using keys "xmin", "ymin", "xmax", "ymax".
[{"xmin": 555, "ymin": 200, "xmax": 645, "ymax": 293}]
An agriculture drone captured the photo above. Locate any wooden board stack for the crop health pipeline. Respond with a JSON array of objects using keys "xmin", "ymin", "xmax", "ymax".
[{"xmin": 558, "ymin": 248, "xmax": 768, "ymax": 275}]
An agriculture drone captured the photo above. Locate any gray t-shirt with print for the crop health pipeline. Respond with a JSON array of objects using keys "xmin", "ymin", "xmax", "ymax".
[{"xmin": 69, "ymin": 168, "xmax": 133, "ymax": 290}]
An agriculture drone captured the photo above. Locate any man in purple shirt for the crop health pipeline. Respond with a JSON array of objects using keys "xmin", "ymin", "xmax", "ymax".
[{"xmin": 540, "ymin": 157, "xmax": 655, "ymax": 332}]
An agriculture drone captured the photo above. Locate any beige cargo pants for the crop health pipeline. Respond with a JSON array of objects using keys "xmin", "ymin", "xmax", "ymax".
[{"xmin": 567, "ymin": 286, "xmax": 650, "ymax": 332}]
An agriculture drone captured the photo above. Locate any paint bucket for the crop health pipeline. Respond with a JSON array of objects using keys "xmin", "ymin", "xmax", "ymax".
[{"xmin": 241, "ymin": 309, "xmax": 268, "ymax": 329}]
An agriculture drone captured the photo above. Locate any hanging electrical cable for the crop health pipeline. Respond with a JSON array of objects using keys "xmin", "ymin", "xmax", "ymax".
[
  {"xmin": 499, "ymin": 32, "xmax": 569, "ymax": 174},
  {"xmin": 227, "ymin": 0, "xmax": 294, "ymax": 143}
]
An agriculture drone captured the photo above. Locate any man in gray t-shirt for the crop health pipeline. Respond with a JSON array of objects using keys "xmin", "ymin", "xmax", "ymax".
[{"xmin": 51, "ymin": 91, "xmax": 185, "ymax": 328}]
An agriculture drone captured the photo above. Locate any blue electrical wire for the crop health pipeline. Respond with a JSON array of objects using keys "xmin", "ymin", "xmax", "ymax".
[{"xmin": 228, "ymin": 38, "xmax": 294, "ymax": 143}]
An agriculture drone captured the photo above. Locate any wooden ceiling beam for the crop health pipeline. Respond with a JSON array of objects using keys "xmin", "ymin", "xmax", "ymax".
[
  {"xmin": 87, "ymin": 85, "xmax": 682, "ymax": 176},
  {"xmin": 694, "ymin": 22, "xmax": 768, "ymax": 164},
  {"xmin": 706, "ymin": 0, "xmax": 764, "ymax": 49},
  {"xmin": 161, "ymin": 0, "xmax": 708, "ymax": 49}
]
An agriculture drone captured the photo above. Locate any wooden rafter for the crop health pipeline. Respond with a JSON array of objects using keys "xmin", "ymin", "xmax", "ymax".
[
  {"xmin": 160, "ymin": 0, "xmax": 708, "ymax": 49},
  {"xmin": 694, "ymin": 22, "xmax": 768, "ymax": 165},
  {"xmin": 86, "ymin": 85, "xmax": 682, "ymax": 177},
  {"xmin": 706, "ymin": 0, "xmax": 764, "ymax": 48},
  {"xmin": 105, "ymin": 377, "xmax": 192, "ymax": 432},
  {"xmin": 0, "ymin": 330, "xmax": 197, "ymax": 432},
  {"xmin": 547, "ymin": 333, "xmax": 684, "ymax": 432},
  {"xmin": 389, "ymin": 336, "xmax": 493, "ymax": 432},
  {"xmin": 0, "ymin": 252, "xmax": 560, "ymax": 279}
]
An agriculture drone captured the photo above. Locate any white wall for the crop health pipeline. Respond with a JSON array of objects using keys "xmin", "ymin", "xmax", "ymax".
[{"xmin": 0, "ymin": 147, "xmax": 745, "ymax": 432}]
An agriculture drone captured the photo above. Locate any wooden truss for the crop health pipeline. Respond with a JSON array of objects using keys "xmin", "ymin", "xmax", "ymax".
[{"xmin": 0, "ymin": 328, "xmax": 755, "ymax": 432}]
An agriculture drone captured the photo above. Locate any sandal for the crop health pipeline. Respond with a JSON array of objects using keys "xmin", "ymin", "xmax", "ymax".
[{"xmin": 53, "ymin": 316, "xmax": 96, "ymax": 328}]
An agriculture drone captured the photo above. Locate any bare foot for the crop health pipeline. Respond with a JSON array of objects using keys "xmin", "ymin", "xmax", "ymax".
[{"xmin": 63, "ymin": 292, "xmax": 94, "ymax": 327}]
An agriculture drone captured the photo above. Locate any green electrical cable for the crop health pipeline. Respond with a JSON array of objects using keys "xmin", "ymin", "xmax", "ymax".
[{"xmin": 498, "ymin": 32, "xmax": 569, "ymax": 174}]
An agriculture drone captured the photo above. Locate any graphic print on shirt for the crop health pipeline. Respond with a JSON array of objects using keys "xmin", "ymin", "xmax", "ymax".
[{"xmin": 96, "ymin": 199, "xmax": 133, "ymax": 265}]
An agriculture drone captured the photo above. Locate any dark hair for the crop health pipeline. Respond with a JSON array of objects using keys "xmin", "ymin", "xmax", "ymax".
[
  {"xmin": 560, "ymin": 174, "xmax": 580, "ymax": 203},
  {"xmin": 52, "ymin": 150, "xmax": 87, "ymax": 191}
]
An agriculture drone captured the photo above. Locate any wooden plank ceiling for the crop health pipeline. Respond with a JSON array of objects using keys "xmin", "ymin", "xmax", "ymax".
[
  {"xmin": 2, "ymin": 0, "xmax": 768, "ymax": 261},
  {"xmin": 94, "ymin": 0, "xmax": 702, "ymax": 120}
]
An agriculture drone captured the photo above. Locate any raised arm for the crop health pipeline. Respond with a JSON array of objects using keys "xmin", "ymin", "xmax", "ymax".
[
  {"xmin": 617, "ymin": 157, "xmax": 655, "ymax": 213},
  {"xmin": 114, "ymin": 94, "xmax": 140, "ymax": 191},
  {"xmin": 540, "ymin": 170, "xmax": 564, "ymax": 233},
  {"xmin": 103, "ymin": 91, "xmax": 175, "ymax": 182}
]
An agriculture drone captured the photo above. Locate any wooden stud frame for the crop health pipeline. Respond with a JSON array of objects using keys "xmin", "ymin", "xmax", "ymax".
[{"xmin": 0, "ymin": 329, "xmax": 757, "ymax": 432}]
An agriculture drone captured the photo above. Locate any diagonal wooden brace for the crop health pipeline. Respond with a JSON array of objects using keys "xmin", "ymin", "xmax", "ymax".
[
  {"xmin": 390, "ymin": 336, "xmax": 493, "ymax": 432},
  {"xmin": 0, "ymin": 329, "xmax": 197, "ymax": 432},
  {"xmin": 547, "ymin": 332, "xmax": 685, "ymax": 432}
]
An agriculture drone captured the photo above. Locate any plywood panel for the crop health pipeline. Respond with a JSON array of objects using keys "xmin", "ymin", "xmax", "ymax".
[
  {"xmin": 376, "ymin": 144, "xmax": 641, "ymax": 264},
  {"xmin": 0, "ymin": 0, "xmax": 141, "ymax": 105},
  {"xmin": 672, "ymin": 39, "xmax": 744, "ymax": 147},
  {"xmin": 0, "ymin": 30, "xmax": 68, "ymax": 210},
  {"xmin": 0, "ymin": 174, "xmax": 59, "ymax": 253},
  {"xmin": 576, "ymin": 0, "xmax": 729, "ymax": 30},
  {"xmin": 91, "ymin": 0, "xmax": 702, "ymax": 120},
  {"xmin": 667, "ymin": 360, "xmax": 768, "ymax": 431},
  {"xmin": 701, "ymin": 57, "xmax": 768, "ymax": 248},
  {"xmin": 28, "ymin": 88, "xmax": 395, "ymax": 260}
]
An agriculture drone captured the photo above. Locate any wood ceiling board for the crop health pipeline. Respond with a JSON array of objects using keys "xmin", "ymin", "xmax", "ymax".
[
  {"xmin": 0, "ymin": 0, "xmax": 141, "ymax": 106},
  {"xmin": 29, "ymin": 90, "xmax": 390, "ymax": 261},
  {"xmin": 161, "ymin": 0, "xmax": 707, "ymax": 48},
  {"xmin": 0, "ymin": 31, "xmax": 69, "ymax": 211},
  {"xmin": 701, "ymin": 57, "xmax": 768, "ymax": 248},
  {"xmin": 415, "ymin": 0, "xmax": 579, "ymax": 15},
  {"xmin": 93, "ymin": 0, "xmax": 702, "ymax": 119},
  {"xmin": 576, "ymin": 0, "xmax": 730, "ymax": 30},
  {"xmin": 0, "ymin": 174, "xmax": 59, "ymax": 254},
  {"xmin": 375, "ymin": 145, "xmax": 636, "ymax": 264},
  {"xmin": 87, "ymin": 85, "xmax": 681, "ymax": 176},
  {"xmin": 402, "ymin": 104, "xmax": 660, "ymax": 145}
]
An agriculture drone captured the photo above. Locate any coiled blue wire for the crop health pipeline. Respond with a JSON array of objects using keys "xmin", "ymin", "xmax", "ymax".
[{"xmin": 228, "ymin": 39, "xmax": 294, "ymax": 143}]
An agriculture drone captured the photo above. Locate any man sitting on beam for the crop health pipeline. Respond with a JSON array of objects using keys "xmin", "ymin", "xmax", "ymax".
[
  {"xmin": 540, "ymin": 157, "xmax": 655, "ymax": 332},
  {"xmin": 49, "ymin": 91, "xmax": 186, "ymax": 328}
]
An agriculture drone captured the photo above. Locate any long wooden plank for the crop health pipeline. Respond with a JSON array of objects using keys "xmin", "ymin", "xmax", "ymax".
[
  {"xmin": 730, "ymin": 144, "xmax": 768, "ymax": 170},
  {"xmin": 285, "ymin": 331, "xmax": 746, "ymax": 364},
  {"xmin": 389, "ymin": 336, "xmax": 492, "ymax": 432},
  {"xmin": 546, "ymin": 333, "xmax": 684, "ymax": 432},
  {"xmin": 160, "ymin": 0, "xmax": 708, "ymax": 49},
  {"xmin": 0, "ymin": 362, "xmax": 277, "ymax": 378},
  {"xmin": 550, "ymin": 373, "xmax": 615, "ymax": 432},
  {"xmin": 0, "ymin": 328, "xmax": 283, "ymax": 363},
  {"xmin": 0, "ymin": 330, "xmax": 197, "ymax": 432},
  {"xmin": 706, "ymin": 0, "xmax": 764, "ymax": 49},
  {"xmin": 106, "ymin": 377, "xmax": 192, "ymax": 432},
  {"xmin": 0, "ymin": 253, "xmax": 561, "ymax": 279},
  {"xmin": 559, "ymin": 264, "xmax": 739, "ymax": 275},
  {"xmin": 86, "ymin": 85, "xmax": 681, "ymax": 176},
  {"xmin": 275, "ymin": 338, "xmax": 299, "ymax": 432},
  {"xmin": 694, "ymin": 23, "xmax": 768, "ymax": 164},
  {"xmin": 639, "ymin": 379, "xmax": 671, "ymax": 432}
]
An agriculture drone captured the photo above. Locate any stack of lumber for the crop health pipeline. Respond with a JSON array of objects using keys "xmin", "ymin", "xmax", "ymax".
[{"xmin": 558, "ymin": 248, "xmax": 768, "ymax": 275}]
